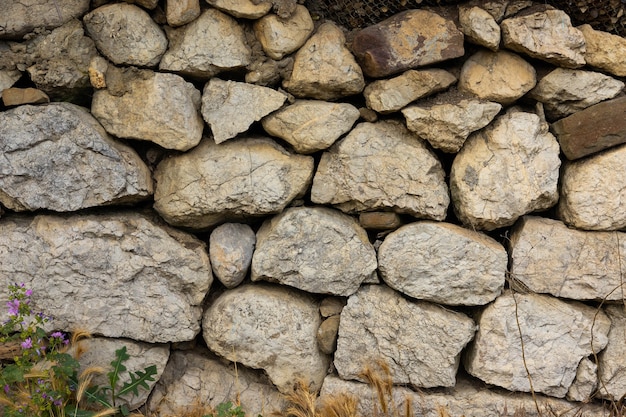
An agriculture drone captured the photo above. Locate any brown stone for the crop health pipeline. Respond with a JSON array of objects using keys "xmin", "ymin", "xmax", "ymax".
[
  {"xmin": 358, "ymin": 212, "xmax": 402, "ymax": 230},
  {"xmin": 1, "ymin": 88, "xmax": 49, "ymax": 106},
  {"xmin": 317, "ymin": 315, "xmax": 340, "ymax": 355},
  {"xmin": 552, "ymin": 96, "xmax": 626, "ymax": 160},
  {"xmin": 351, "ymin": 9, "xmax": 464, "ymax": 78}
]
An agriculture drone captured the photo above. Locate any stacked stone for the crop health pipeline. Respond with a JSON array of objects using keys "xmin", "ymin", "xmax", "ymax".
[{"xmin": 0, "ymin": 0, "xmax": 626, "ymax": 416}]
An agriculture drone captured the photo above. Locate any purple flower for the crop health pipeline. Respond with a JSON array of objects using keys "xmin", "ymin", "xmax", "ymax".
[
  {"xmin": 50, "ymin": 331, "xmax": 64, "ymax": 340},
  {"xmin": 53, "ymin": 399, "xmax": 62, "ymax": 406},
  {"xmin": 7, "ymin": 299, "xmax": 20, "ymax": 316},
  {"xmin": 24, "ymin": 289, "xmax": 32, "ymax": 297},
  {"xmin": 21, "ymin": 338, "xmax": 32, "ymax": 349},
  {"xmin": 3, "ymin": 384, "xmax": 9, "ymax": 394}
]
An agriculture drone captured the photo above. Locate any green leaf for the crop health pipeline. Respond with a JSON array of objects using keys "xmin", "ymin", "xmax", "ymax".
[
  {"xmin": 63, "ymin": 405, "xmax": 98, "ymax": 417},
  {"xmin": 117, "ymin": 365, "xmax": 158, "ymax": 398},
  {"xmin": 108, "ymin": 346, "xmax": 129, "ymax": 393}
]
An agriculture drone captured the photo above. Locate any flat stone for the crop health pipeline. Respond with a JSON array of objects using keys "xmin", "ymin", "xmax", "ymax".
[
  {"xmin": 166, "ymin": 0, "xmax": 201, "ymax": 27},
  {"xmin": 253, "ymin": 5, "xmax": 314, "ymax": 60},
  {"xmin": 378, "ymin": 221, "xmax": 507, "ymax": 306},
  {"xmin": 351, "ymin": 9, "xmax": 464, "ymax": 78},
  {"xmin": 459, "ymin": 50, "xmax": 536, "ymax": 105},
  {"xmin": 598, "ymin": 305, "xmax": 626, "ymax": 401},
  {"xmin": 153, "ymin": 137, "xmax": 313, "ymax": 230},
  {"xmin": 510, "ymin": 216, "xmax": 626, "ymax": 301},
  {"xmin": 579, "ymin": 24, "xmax": 626, "ymax": 77},
  {"xmin": 206, "ymin": 0, "xmax": 272, "ymax": 19},
  {"xmin": 0, "ymin": 70, "xmax": 21, "ymax": 98},
  {"xmin": 251, "ymin": 207, "xmax": 377, "ymax": 296},
  {"xmin": 209, "ymin": 223, "xmax": 256, "ymax": 289},
  {"xmin": 552, "ymin": 96, "xmax": 626, "ymax": 160},
  {"xmin": 0, "ymin": 0, "xmax": 89, "ymax": 39},
  {"xmin": 458, "ymin": 6, "xmax": 500, "ymax": 51},
  {"xmin": 358, "ymin": 212, "xmax": 402, "ymax": 230},
  {"xmin": 363, "ymin": 69, "xmax": 457, "ymax": 114},
  {"xmin": 1, "ymin": 87, "xmax": 49, "ymax": 106}
]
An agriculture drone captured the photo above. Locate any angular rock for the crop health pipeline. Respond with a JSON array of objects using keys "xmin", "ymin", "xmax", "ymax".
[
  {"xmin": 402, "ymin": 98, "xmax": 502, "ymax": 153},
  {"xmin": 73, "ymin": 337, "xmax": 170, "ymax": 410},
  {"xmin": 579, "ymin": 24, "xmax": 626, "ymax": 77},
  {"xmin": 209, "ymin": 223, "xmax": 256, "ymax": 289},
  {"xmin": 92, "ymin": 69, "xmax": 203, "ymax": 151},
  {"xmin": 559, "ymin": 144, "xmax": 626, "ymax": 230},
  {"xmin": 206, "ymin": 0, "xmax": 272, "ymax": 19},
  {"xmin": 88, "ymin": 56, "xmax": 108, "ymax": 89},
  {"xmin": 458, "ymin": 6, "xmax": 500, "ymax": 51},
  {"xmin": 363, "ymin": 69, "xmax": 457, "ymax": 114},
  {"xmin": 335, "ymin": 285, "xmax": 476, "ymax": 389},
  {"xmin": 0, "ymin": 0, "xmax": 89, "ymax": 39},
  {"xmin": 251, "ymin": 207, "xmax": 377, "ymax": 296},
  {"xmin": 125, "ymin": 0, "xmax": 159, "ymax": 9},
  {"xmin": 0, "ymin": 212, "xmax": 213, "ymax": 343},
  {"xmin": 552, "ymin": 96, "xmax": 626, "ymax": 161},
  {"xmin": 153, "ymin": 137, "xmax": 313, "ymax": 229},
  {"xmin": 283, "ymin": 22, "xmax": 365, "ymax": 100},
  {"xmin": 509, "ymin": 216, "xmax": 626, "ymax": 301},
  {"xmin": 502, "ymin": 9, "xmax": 586, "ymax": 68},
  {"xmin": 203, "ymin": 284, "xmax": 330, "ymax": 393},
  {"xmin": 459, "ymin": 50, "xmax": 536, "ymax": 105},
  {"xmin": 529, "ymin": 68, "xmax": 625, "ymax": 120},
  {"xmin": 311, "ymin": 120, "xmax": 449, "ymax": 220},
  {"xmin": 567, "ymin": 358, "xmax": 598, "ymax": 403},
  {"xmin": 317, "ymin": 315, "xmax": 340, "ymax": 355},
  {"xmin": 253, "ymin": 5, "xmax": 314, "ymax": 60},
  {"xmin": 146, "ymin": 350, "xmax": 287, "ymax": 417},
  {"xmin": 1, "ymin": 87, "xmax": 49, "ymax": 106},
  {"xmin": 358, "ymin": 212, "xmax": 402, "ymax": 230},
  {"xmin": 261, "ymin": 100, "xmax": 360, "ymax": 154},
  {"xmin": 83, "ymin": 3, "xmax": 168, "ymax": 67},
  {"xmin": 351, "ymin": 10, "xmax": 464, "ymax": 78},
  {"xmin": 0, "ymin": 103, "xmax": 152, "ymax": 212},
  {"xmin": 166, "ymin": 0, "xmax": 201, "ymax": 27},
  {"xmin": 598, "ymin": 305, "xmax": 626, "ymax": 401},
  {"xmin": 159, "ymin": 8, "xmax": 251, "ymax": 78},
  {"xmin": 465, "ymin": 292, "xmax": 611, "ymax": 398},
  {"xmin": 0, "ymin": 70, "xmax": 21, "ymax": 98},
  {"xmin": 378, "ymin": 221, "xmax": 507, "ymax": 306},
  {"xmin": 450, "ymin": 108, "xmax": 561, "ymax": 230},
  {"xmin": 201, "ymin": 78, "xmax": 287, "ymax": 144},
  {"xmin": 319, "ymin": 297, "xmax": 346, "ymax": 318}
]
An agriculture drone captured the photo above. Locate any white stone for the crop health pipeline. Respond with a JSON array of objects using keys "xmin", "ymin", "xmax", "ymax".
[
  {"xmin": 458, "ymin": 6, "xmax": 500, "ymax": 51},
  {"xmin": 598, "ymin": 305, "xmax": 626, "ymax": 401}
]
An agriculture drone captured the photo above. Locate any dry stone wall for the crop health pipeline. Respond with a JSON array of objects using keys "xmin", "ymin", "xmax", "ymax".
[{"xmin": 1, "ymin": 1, "xmax": 626, "ymax": 416}]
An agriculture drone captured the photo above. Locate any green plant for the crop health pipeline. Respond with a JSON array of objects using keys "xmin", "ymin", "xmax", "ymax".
[{"xmin": 203, "ymin": 401, "xmax": 246, "ymax": 417}]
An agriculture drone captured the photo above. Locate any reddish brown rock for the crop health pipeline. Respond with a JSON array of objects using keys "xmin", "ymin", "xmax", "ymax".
[
  {"xmin": 552, "ymin": 96, "xmax": 626, "ymax": 160},
  {"xmin": 351, "ymin": 10, "xmax": 464, "ymax": 78}
]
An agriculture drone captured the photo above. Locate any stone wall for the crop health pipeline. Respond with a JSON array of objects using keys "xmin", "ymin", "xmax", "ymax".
[{"xmin": 1, "ymin": 0, "xmax": 626, "ymax": 416}]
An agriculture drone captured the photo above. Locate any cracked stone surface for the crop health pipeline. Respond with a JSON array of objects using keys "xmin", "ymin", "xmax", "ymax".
[{"xmin": 0, "ymin": 0, "xmax": 90, "ymax": 39}]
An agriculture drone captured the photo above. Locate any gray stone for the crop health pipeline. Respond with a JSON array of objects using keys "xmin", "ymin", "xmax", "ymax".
[
  {"xmin": 317, "ymin": 315, "xmax": 340, "ymax": 354},
  {"xmin": 378, "ymin": 221, "xmax": 507, "ymax": 306},
  {"xmin": 598, "ymin": 305, "xmax": 626, "ymax": 401},
  {"xmin": 83, "ymin": 3, "xmax": 167, "ymax": 67},
  {"xmin": 465, "ymin": 292, "xmax": 611, "ymax": 398},
  {"xmin": 146, "ymin": 350, "xmax": 287, "ymax": 417},
  {"xmin": 402, "ymin": 98, "xmax": 502, "ymax": 153},
  {"xmin": 166, "ymin": 0, "xmax": 201, "ymax": 27},
  {"xmin": 579, "ymin": 24, "xmax": 626, "ymax": 77},
  {"xmin": 201, "ymin": 78, "xmax": 287, "ymax": 144},
  {"xmin": 253, "ymin": 5, "xmax": 314, "ymax": 60},
  {"xmin": 319, "ymin": 297, "xmax": 346, "ymax": 318},
  {"xmin": 509, "ymin": 216, "xmax": 626, "ymax": 301},
  {"xmin": 0, "ymin": 212, "xmax": 213, "ymax": 343},
  {"xmin": 160, "ymin": 9, "xmax": 251, "ymax": 79},
  {"xmin": 311, "ymin": 120, "xmax": 449, "ymax": 221},
  {"xmin": 0, "ymin": 0, "xmax": 89, "ymax": 39},
  {"xmin": 202, "ymin": 284, "xmax": 330, "ymax": 394},
  {"xmin": 567, "ymin": 358, "xmax": 598, "ymax": 403},
  {"xmin": 450, "ymin": 108, "xmax": 561, "ymax": 230},
  {"xmin": 283, "ymin": 22, "xmax": 365, "ymax": 100},
  {"xmin": 92, "ymin": 70, "xmax": 203, "ymax": 151},
  {"xmin": 209, "ymin": 223, "xmax": 256, "ymax": 289},
  {"xmin": 251, "ymin": 207, "xmax": 377, "ymax": 296},
  {"xmin": 0, "ymin": 103, "xmax": 152, "ymax": 212},
  {"xmin": 458, "ymin": 6, "xmax": 500, "ymax": 51},
  {"xmin": 261, "ymin": 100, "xmax": 360, "ymax": 154},
  {"xmin": 0, "ymin": 70, "xmax": 21, "ymax": 98},
  {"xmin": 335, "ymin": 285, "xmax": 476, "ymax": 389},
  {"xmin": 153, "ymin": 137, "xmax": 313, "ymax": 230},
  {"xmin": 206, "ymin": 0, "xmax": 272, "ymax": 19}
]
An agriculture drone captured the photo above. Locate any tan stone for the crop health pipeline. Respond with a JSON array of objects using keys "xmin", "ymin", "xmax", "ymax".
[
  {"xmin": 253, "ymin": 5, "xmax": 314, "ymax": 60},
  {"xmin": 88, "ymin": 56, "xmax": 108, "ymax": 89},
  {"xmin": 1, "ymin": 87, "xmax": 49, "ymax": 106},
  {"xmin": 166, "ymin": 0, "xmax": 200, "ymax": 27},
  {"xmin": 206, "ymin": 0, "xmax": 272, "ymax": 19},
  {"xmin": 0, "ymin": 70, "xmax": 21, "ymax": 98},
  {"xmin": 317, "ymin": 315, "xmax": 340, "ymax": 354},
  {"xmin": 358, "ymin": 212, "xmax": 402, "ymax": 230},
  {"xmin": 319, "ymin": 297, "xmax": 346, "ymax": 318},
  {"xmin": 598, "ymin": 305, "xmax": 626, "ymax": 401},
  {"xmin": 579, "ymin": 24, "xmax": 626, "ymax": 77},
  {"xmin": 458, "ymin": 6, "xmax": 500, "ymax": 51}
]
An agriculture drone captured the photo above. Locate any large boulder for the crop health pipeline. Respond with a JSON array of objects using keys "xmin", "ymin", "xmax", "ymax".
[
  {"xmin": 578, "ymin": 24, "xmax": 626, "ymax": 77},
  {"xmin": 0, "ymin": 0, "xmax": 89, "ymax": 39}
]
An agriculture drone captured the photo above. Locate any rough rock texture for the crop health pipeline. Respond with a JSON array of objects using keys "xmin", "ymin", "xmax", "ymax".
[
  {"xmin": 92, "ymin": 70, "xmax": 203, "ymax": 151},
  {"xmin": 0, "ymin": 212, "xmax": 213, "ymax": 343},
  {"xmin": 509, "ymin": 216, "xmax": 626, "ymax": 301},
  {"xmin": 598, "ymin": 305, "xmax": 626, "ymax": 401},
  {"xmin": 351, "ymin": 9, "xmax": 465, "ymax": 78},
  {"xmin": 552, "ymin": 96, "xmax": 626, "ymax": 160},
  {"xmin": 283, "ymin": 22, "xmax": 365, "ymax": 100},
  {"xmin": 0, "ymin": 70, "xmax": 22, "ymax": 98},
  {"xmin": 73, "ymin": 337, "xmax": 170, "ymax": 410},
  {"xmin": 458, "ymin": 5, "xmax": 500, "ymax": 51},
  {"xmin": 0, "ymin": 0, "xmax": 90, "ymax": 39},
  {"xmin": 159, "ymin": 9, "xmax": 251, "ymax": 78},
  {"xmin": 206, "ymin": 0, "xmax": 272, "ymax": 19},
  {"xmin": 459, "ymin": 50, "xmax": 536, "ymax": 105},
  {"xmin": 317, "ymin": 315, "xmax": 340, "ymax": 355},
  {"xmin": 147, "ymin": 350, "xmax": 287, "ymax": 417},
  {"xmin": 529, "ymin": 68, "xmax": 625, "ymax": 120},
  {"xmin": 465, "ymin": 292, "xmax": 611, "ymax": 398},
  {"xmin": 567, "ymin": 358, "xmax": 598, "ymax": 402},
  {"xmin": 261, "ymin": 100, "xmax": 360, "ymax": 154},
  {"xmin": 450, "ymin": 108, "xmax": 561, "ymax": 230},
  {"xmin": 311, "ymin": 120, "xmax": 449, "ymax": 220},
  {"xmin": 165, "ymin": 0, "xmax": 201, "ymax": 27},
  {"xmin": 579, "ymin": 24, "xmax": 626, "ymax": 77},
  {"xmin": 83, "ymin": 3, "xmax": 167, "ymax": 67},
  {"xmin": 202, "ymin": 284, "xmax": 330, "ymax": 394},
  {"xmin": 153, "ymin": 137, "xmax": 313, "ymax": 229},
  {"xmin": 335, "ymin": 285, "xmax": 476, "ymax": 388},
  {"xmin": 402, "ymin": 98, "xmax": 502, "ymax": 153},
  {"xmin": 559, "ymin": 144, "xmax": 626, "ymax": 230},
  {"xmin": 359, "ymin": 212, "xmax": 402, "ymax": 230},
  {"xmin": 363, "ymin": 69, "xmax": 457, "ymax": 114},
  {"xmin": 201, "ymin": 78, "xmax": 287, "ymax": 144},
  {"xmin": 378, "ymin": 221, "xmax": 507, "ymax": 306},
  {"xmin": 209, "ymin": 223, "xmax": 256, "ymax": 289},
  {"xmin": 0, "ymin": 103, "xmax": 152, "ymax": 212},
  {"xmin": 501, "ymin": 9, "xmax": 586, "ymax": 68},
  {"xmin": 251, "ymin": 207, "xmax": 377, "ymax": 296},
  {"xmin": 253, "ymin": 5, "xmax": 314, "ymax": 60}
]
